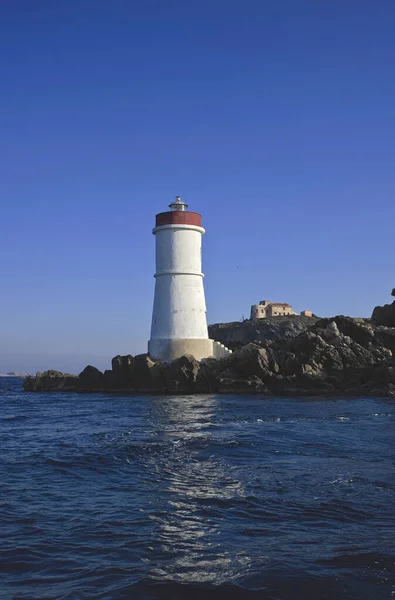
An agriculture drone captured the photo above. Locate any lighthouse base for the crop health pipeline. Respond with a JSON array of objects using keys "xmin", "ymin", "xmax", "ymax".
[{"xmin": 148, "ymin": 338, "xmax": 215, "ymax": 363}]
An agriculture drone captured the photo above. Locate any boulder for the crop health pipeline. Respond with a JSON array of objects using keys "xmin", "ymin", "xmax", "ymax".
[
  {"xmin": 103, "ymin": 369, "xmax": 117, "ymax": 390},
  {"xmin": 195, "ymin": 357, "xmax": 226, "ymax": 393},
  {"xmin": 315, "ymin": 316, "xmax": 375, "ymax": 349},
  {"xmin": 228, "ymin": 343, "xmax": 271, "ymax": 378},
  {"xmin": 23, "ymin": 370, "xmax": 78, "ymax": 392},
  {"xmin": 372, "ymin": 302, "xmax": 395, "ymax": 327},
  {"xmin": 374, "ymin": 326, "xmax": 395, "ymax": 353},
  {"xmin": 315, "ymin": 316, "xmax": 395, "ymax": 354},
  {"xmin": 218, "ymin": 375, "xmax": 270, "ymax": 394},
  {"xmin": 290, "ymin": 329, "xmax": 341, "ymax": 375},
  {"xmin": 131, "ymin": 353, "xmax": 164, "ymax": 391},
  {"xmin": 110, "ymin": 354, "xmax": 134, "ymax": 387},
  {"xmin": 78, "ymin": 365, "xmax": 104, "ymax": 392},
  {"xmin": 372, "ymin": 289, "xmax": 395, "ymax": 327},
  {"xmin": 164, "ymin": 354, "xmax": 200, "ymax": 392},
  {"xmin": 112, "ymin": 353, "xmax": 133, "ymax": 373},
  {"xmin": 349, "ymin": 357, "xmax": 395, "ymax": 397}
]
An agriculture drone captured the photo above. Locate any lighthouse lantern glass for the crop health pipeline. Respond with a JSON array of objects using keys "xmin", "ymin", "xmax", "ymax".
[{"xmin": 169, "ymin": 196, "xmax": 188, "ymax": 211}]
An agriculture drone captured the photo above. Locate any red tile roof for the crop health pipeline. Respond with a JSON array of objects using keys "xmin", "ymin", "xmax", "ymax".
[{"xmin": 269, "ymin": 303, "xmax": 292, "ymax": 307}]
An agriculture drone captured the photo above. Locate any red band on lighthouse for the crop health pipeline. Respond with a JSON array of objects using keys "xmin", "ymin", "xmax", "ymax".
[{"xmin": 155, "ymin": 211, "xmax": 202, "ymax": 228}]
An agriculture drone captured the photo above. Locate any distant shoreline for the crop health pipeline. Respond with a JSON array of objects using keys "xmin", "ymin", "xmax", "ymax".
[{"xmin": 0, "ymin": 374, "xmax": 27, "ymax": 378}]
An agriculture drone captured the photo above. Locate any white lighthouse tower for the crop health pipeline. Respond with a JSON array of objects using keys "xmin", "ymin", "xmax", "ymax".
[{"xmin": 148, "ymin": 196, "xmax": 231, "ymax": 362}]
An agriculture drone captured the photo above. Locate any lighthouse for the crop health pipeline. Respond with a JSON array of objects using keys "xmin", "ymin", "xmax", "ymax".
[{"xmin": 148, "ymin": 196, "xmax": 231, "ymax": 362}]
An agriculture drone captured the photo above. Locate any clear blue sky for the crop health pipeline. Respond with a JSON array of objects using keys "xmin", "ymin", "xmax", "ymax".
[{"xmin": 1, "ymin": 0, "xmax": 394, "ymax": 373}]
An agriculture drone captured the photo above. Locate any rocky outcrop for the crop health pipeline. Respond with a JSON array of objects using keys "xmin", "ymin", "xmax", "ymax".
[
  {"xmin": 23, "ymin": 315, "xmax": 395, "ymax": 397},
  {"xmin": 371, "ymin": 288, "xmax": 395, "ymax": 327},
  {"xmin": 372, "ymin": 302, "xmax": 395, "ymax": 327},
  {"xmin": 23, "ymin": 370, "xmax": 79, "ymax": 392},
  {"xmin": 79, "ymin": 366, "xmax": 105, "ymax": 391},
  {"xmin": 208, "ymin": 315, "xmax": 319, "ymax": 350}
]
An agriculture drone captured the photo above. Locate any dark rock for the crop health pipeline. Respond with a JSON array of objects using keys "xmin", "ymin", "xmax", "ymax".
[
  {"xmin": 349, "ymin": 358, "xmax": 395, "ymax": 397},
  {"xmin": 110, "ymin": 354, "xmax": 134, "ymax": 387},
  {"xmin": 165, "ymin": 354, "xmax": 200, "ymax": 392},
  {"xmin": 375, "ymin": 326, "xmax": 395, "ymax": 353},
  {"xmin": 23, "ymin": 376, "xmax": 35, "ymax": 392},
  {"xmin": 103, "ymin": 369, "xmax": 117, "ymax": 389},
  {"xmin": 369, "ymin": 384, "xmax": 395, "ymax": 397},
  {"xmin": 112, "ymin": 354, "xmax": 133, "ymax": 373},
  {"xmin": 195, "ymin": 358, "xmax": 225, "ymax": 393},
  {"xmin": 315, "ymin": 316, "xmax": 375, "ymax": 349},
  {"xmin": 131, "ymin": 354, "xmax": 163, "ymax": 391},
  {"xmin": 220, "ymin": 344, "xmax": 287, "ymax": 392},
  {"xmin": 372, "ymin": 301, "xmax": 395, "ymax": 327},
  {"xmin": 23, "ymin": 370, "xmax": 78, "ymax": 392},
  {"xmin": 372, "ymin": 290, "xmax": 395, "ymax": 327},
  {"xmin": 218, "ymin": 375, "xmax": 270, "ymax": 394},
  {"xmin": 277, "ymin": 351, "xmax": 300, "ymax": 376},
  {"xmin": 230, "ymin": 343, "xmax": 271, "ymax": 378},
  {"xmin": 208, "ymin": 315, "xmax": 319, "ymax": 351},
  {"xmin": 78, "ymin": 365, "xmax": 104, "ymax": 392}
]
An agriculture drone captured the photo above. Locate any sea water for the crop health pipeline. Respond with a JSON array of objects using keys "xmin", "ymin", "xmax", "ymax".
[{"xmin": 1, "ymin": 377, "xmax": 394, "ymax": 599}]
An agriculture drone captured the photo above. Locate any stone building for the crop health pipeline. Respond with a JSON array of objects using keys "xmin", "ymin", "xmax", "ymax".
[{"xmin": 250, "ymin": 300, "xmax": 312, "ymax": 319}]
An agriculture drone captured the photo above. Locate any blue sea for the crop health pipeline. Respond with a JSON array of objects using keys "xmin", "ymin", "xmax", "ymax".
[{"xmin": 1, "ymin": 377, "xmax": 394, "ymax": 599}]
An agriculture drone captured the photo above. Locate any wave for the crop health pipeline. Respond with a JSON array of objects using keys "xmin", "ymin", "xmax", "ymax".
[{"xmin": 0, "ymin": 414, "xmax": 29, "ymax": 422}]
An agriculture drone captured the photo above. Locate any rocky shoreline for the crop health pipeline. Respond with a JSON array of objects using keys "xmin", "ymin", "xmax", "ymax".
[{"xmin": 24, "ymin": 310, "xmax": 395, "ymax": 397}]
